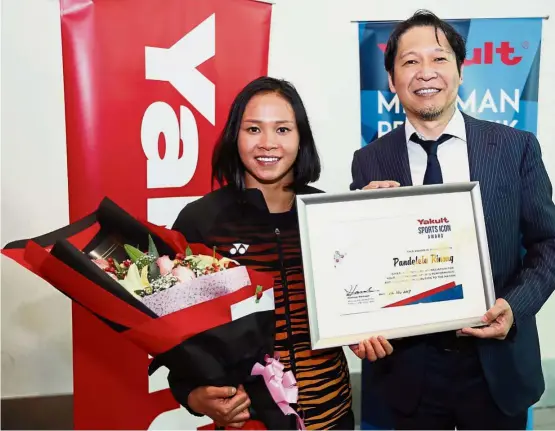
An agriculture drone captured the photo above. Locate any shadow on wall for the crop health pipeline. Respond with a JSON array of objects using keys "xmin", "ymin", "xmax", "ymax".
[
  {"xmin": 0, "ymin": 367, "xmax": 552, "ymax": 430},
  {"xmin": 1, "ymin": 395, "xmax": 73, "ymax": 430},
  {"xmin": 536, "ymin": 358, "xmax": 555, "ymax": 408}
]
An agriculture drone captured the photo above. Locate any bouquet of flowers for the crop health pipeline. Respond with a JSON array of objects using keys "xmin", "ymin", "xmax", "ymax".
[
  {"xmin": 93, "ymin": 235, "xmax": 253, "ymax": 317},
  {"xmin": 2, "ymin": 197, "xmax": 304, "ymax": 430}
]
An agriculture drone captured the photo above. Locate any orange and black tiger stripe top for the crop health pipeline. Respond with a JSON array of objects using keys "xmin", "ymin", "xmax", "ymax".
[{"xmin": 171, "ymin": 185, "xmax": 352, "ymax": 430}]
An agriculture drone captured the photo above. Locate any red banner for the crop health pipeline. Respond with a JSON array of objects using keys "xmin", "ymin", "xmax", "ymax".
[{"xmin": 59, "ymin": 0, "xmax": 271, "ymax": 428}]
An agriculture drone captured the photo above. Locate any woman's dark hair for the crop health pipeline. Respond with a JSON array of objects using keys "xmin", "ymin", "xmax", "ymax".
[
  {"xmin": 211, "ymin": 76, "xmax": 321, "ymax": 191},
  {"xmin": 384, "ymin": 10, "xmax": 466, "ymax": 81}
]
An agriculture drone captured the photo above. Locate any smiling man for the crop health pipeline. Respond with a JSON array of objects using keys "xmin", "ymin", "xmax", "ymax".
[{"xmin": 349, "ymin": 10, "xmax": 555, "ymax": 431}]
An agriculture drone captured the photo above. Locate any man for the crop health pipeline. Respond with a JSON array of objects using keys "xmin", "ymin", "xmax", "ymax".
[{"xmin": 349, "ymin": 10, "xmax": 555, "ymax": 430}]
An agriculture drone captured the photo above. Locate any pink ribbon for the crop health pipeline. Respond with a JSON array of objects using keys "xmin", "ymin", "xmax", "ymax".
[{"xmin": 251, "ymin": 354, "xmax": 306, "ymax": 430}]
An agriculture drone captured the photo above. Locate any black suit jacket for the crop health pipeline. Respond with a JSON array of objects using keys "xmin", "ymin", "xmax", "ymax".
[{"xmin": 350, "ymin": 113, "xmax": 555, "ymax": 415}]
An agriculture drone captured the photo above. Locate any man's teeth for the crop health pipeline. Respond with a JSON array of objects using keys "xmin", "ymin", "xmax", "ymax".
[
  {"xmin": 256, "ymin": 157, "xmax": 279, "ymax": 162},
  {"xmin": 416, "ymin": 88, "xmax": 440, "ymax": 95}
]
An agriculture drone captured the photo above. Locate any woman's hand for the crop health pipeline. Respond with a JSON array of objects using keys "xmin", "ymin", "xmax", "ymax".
[
  {"xmin": 188, "ymin": 384, "xmax": 251, "ymax": 428},
  {"xmin": 349, "ymin": 336, "xmax": 394, "ymax": 361}
]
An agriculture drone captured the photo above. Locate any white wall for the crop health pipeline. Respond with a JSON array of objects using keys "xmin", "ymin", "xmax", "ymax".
[
  {"xmin": 1, "ymin": 0, "xmax": 72, "ymax": 397},
  {"xmin": 1, "ymin": 0, "xmax": 554, "ymax": 408}
]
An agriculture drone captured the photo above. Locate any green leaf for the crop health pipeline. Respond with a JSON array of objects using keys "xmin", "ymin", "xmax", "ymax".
[
  {"xmin": 124, "ymin": 244, "xmax": 144, "ymax": 263},
  {"xmin": 148, "ymin": 235, "xmax": 160, "ymax": 258},
  {"xmin": 149, "ymin": 261, "xmax": 160, "ymax": 282},
  {"xmin": 186, "ymin": 245, "xmax": 193, "ymax": 257}
]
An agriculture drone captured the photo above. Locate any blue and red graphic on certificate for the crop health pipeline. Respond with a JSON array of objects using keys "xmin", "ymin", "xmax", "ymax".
[{"xmin": 384, "ymin": 281, "xmax": 463, "ymax": 308}]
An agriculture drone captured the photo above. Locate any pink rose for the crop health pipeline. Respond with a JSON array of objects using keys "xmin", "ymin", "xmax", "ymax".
[
  {"xmin": 172, "ymin": 265, "xmax": 196, "ymax": 283},
  {"xmin": 93, "ymin": 259, "xmax": 110, "ymax": 270},
  {"xmin": 156, "ymin": 256, "xmax": 174, "ymax": 276}
]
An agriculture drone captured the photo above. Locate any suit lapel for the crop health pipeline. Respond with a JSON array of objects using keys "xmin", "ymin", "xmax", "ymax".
[
  {"xmin": 377, "ymin": 125, "xmax": 413, "ymax": 186},
  {"xmin": 376, "ymin": 115, "xmax": 500, "ymax": 193},
  {"xmin": 464, "ymin": 113, "xmax": 500, "ymax": 210}
]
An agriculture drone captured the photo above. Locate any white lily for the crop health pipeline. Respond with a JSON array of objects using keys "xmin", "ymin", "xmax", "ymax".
[
  {"xmin": 184, "ymin": 254, "xmax": 239, "ymax": 270},
  {"xmin": 140, "ymin": 265, "xmax": 150, "ymax": 288},
  {"xmin": 118, "ymin": 263, "xmax": 148, "ymax": 299},
  {"xmin": 184, "ymin": 254, "xmax": 215, "ymax": 270}
]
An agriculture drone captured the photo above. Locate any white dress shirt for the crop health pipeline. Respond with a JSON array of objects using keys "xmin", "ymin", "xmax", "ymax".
[{"xmin": 405, "ymin": 109, "xmax": 470, "ymax": 185}]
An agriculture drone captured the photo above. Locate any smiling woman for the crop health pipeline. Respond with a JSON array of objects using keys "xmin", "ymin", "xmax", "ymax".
[
  {"xmin": 211, "ymin": 76, "xmax": 322, "ymax": 213},
  {"xmin": 238, "ymin": 92, "xmax": 300, "ymax": 188},
  {"xmin": 166, "ymin": 76, "xmax": 382, "ymax": 430}
]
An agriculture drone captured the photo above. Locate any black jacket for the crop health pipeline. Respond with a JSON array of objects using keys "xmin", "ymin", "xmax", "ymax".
[{"xmin": 170, "ymin": 185, "xmax": 353, "ymax": 429}]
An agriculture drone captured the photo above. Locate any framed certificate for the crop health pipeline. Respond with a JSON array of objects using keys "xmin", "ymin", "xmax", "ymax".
[{"xmin": 296, "ymin": 182, "xmax": 496, "ymax": 350}]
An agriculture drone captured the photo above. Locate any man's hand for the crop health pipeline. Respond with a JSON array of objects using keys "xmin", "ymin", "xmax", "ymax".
[
  {"xmin": 350, "ymin": 336, "xmax": 394, "ymax": 361},
  {"xmin": 363, "ymin": 180, "xmax": 400, "ymax": 190},
  {"xmin": 460, "ymin": 298, "xmax": 514, "ymax": 340},
  {"xmin": 188, "ymin": 384, "xmax": 250, "ymax": 428}
]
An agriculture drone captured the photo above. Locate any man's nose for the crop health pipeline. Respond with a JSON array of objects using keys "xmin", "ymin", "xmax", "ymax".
[{"xmin": 416, "ymin": 63, "xmax": 438, "ymax": 80}]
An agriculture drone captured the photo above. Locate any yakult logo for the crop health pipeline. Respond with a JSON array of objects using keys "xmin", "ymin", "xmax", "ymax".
[
  {"xmin": 141, "ymin": 14, "xmax": 217, "ymax": 229},
  {"xmin": 417, "ymin": 217, "xmax": 452, "ymax": 240},
  {"xmin": 418, "ymin": 217, "xmax": 449, "ymax": 225},
  {"xmin": 377, "ymin": 41, "xmax": 523, "ymax": 66},
  {"xmin": 142, "ymin": 14, "xmax": 215, "ymax": 190},
  {"xmin": 464, "ymin": 41, "xmax": 523, "ymax": 66}
]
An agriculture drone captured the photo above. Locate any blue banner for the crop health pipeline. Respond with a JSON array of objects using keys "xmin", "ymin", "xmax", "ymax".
[
  {"xmin": 358, "ymin": 18, "xmax": 543, "ymax": 147},
  {"xmin": 357, "ymin": 17, "xmax": 543, "ymax": 430}
]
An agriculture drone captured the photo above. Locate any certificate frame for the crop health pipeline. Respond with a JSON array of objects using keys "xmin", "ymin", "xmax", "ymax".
[{"xmin": 296, "ymin": 182, "xmax": 496, "ymax": 350}]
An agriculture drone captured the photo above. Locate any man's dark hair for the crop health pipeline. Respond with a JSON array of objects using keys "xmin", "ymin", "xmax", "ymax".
[
  {"xmin": 384, "ymin": 10, "xmax": 466, "ymax": 80},
  {"xmin": 212, "ymin": 76, "xmax": 321, "ymax": 191}
]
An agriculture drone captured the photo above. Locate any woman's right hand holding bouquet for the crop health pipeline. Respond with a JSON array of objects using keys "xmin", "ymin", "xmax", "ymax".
[{"xmin": 189, "ymin": 384, "xmax": 251, "ymax": 429}]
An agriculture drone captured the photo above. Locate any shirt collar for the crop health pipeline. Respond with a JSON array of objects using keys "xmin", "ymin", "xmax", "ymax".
[
  {"xmin": 405, "ymin": 109, "xmax": 467, "ymax": 144},
  {"xmin": 231, "ymin": 184, "xmax": 322, "ymax": 213}
]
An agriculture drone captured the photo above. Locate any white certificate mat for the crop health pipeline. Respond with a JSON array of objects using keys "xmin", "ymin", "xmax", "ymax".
[{"xmin": 297, "ymin": 182, "xmax": 496, "ymax": 350}]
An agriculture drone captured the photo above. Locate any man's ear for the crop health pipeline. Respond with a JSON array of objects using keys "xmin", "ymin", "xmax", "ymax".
[
  {"xmin": 459, "ymin": 65, "xmax": 464, "ymax": 85},
  {"xmin": 388, "ymin": 72, "xmax": 396, "ymax": 93}
]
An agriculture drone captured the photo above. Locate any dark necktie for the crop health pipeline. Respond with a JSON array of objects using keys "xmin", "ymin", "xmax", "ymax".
[{"xmin": 410, "ymin": 133, "xmax": 452, "ymax": 185}]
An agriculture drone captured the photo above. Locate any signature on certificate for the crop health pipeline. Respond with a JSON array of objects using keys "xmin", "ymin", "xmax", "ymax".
[{"xmin": 344, "ymin": 284, "xmax": 376, "ymax": 297}]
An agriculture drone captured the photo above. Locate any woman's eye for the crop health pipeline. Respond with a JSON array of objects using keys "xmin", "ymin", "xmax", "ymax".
[{"xmin": 277, "ymin": 127, "xmax": 290, "ymax": 133}]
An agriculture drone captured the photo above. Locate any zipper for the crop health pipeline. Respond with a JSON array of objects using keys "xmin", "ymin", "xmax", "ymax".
[{"xmin": 275, "ymin": 227, "xmax": 297, "ymax": 378}]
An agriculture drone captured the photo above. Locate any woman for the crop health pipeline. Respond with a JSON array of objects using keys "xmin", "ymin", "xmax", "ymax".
[{"xmin": 169, "ymin": 76, "xmax": 392, "ymax": 430}]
